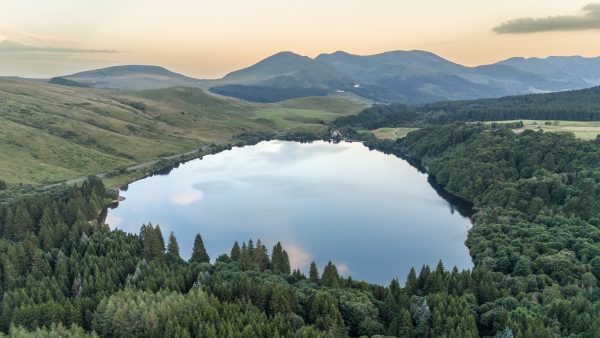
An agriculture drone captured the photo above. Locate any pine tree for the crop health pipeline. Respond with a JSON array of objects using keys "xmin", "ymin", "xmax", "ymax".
[
  {"xmin": 190, "ymin": 233, "xmax": 210, "ymax": 263},
  {"xmin": 255, "ymin": 239, "xmax": 270, "ymax": 271},
  {"xmin": 230, "ymin": 241, "xmax": 241, "ymax": 261},
  {"xmin": 8, "ymin": 204, "xmax": 33, "ymax": 239},
  {"xmin": 247, "ymin": 238, "xmax": 255, "ymax": 261},
  {"xmin": 321, "ymin": 261, "xmax": 340, "ymax": 287},
  {"xmin": 167, "ymin": 231, "xmax": 180, "ymax": 259},
  {"xmin": 281, "ymin": 249, "xmax": 291, "ymax": 274},
  {"xmin": 239, "ymin": 247, "xmax": 252, "ymax": 271},
  {"xmin": 155, "ymin": 225, "xmax": 165, "ymax": 252},
  {"xmin": 406, "ymin": 267, "xmax": 418, "ymax": 295},
  {"xmin": 417, "ymin": 265, "xmax": 430, "ymax": 292},
  {"xmin": 388, "ymin": 309, "xmax": 413, "ymax": 337},
  {"xmin": 141, "ymin": 224, "xmax": 164, "ymax": 260},
  {"xmin": 271, "ymin": 242, "xmax": 291, "ymax": 274},
  {"xmin": 309, "ymin": 262, "xmax": 319, "ymax": 283},
  {"xmin": 0, "ymin": 178, "xmax": 7, "ymax": 190}
]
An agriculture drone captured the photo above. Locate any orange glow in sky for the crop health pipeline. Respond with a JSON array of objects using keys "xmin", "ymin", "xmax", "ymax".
[{"xmin": 1, "ymin": 0, "xmax": 599, "ymax": 78}]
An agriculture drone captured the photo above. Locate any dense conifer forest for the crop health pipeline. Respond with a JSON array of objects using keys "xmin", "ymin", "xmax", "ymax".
[
  {"xmin": 333, "ymin": 86, "xmax": 600, "ymax": 129},
  {"xmin": 0, "ymin": 123, "xmax": 599, "ymax": 337}
]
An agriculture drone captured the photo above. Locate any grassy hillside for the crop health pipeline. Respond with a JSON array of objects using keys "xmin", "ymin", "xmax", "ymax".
[
  {"xmin": 370, "ymin": 127, "xmax": 420, "ymax": 140},
  {"xmin": 0, "ymin": 80, "xmax": 368, "ymax": 186},
  {"xmin": 486, "ymin": 120, "xmax": 600, "ymax": 140}
]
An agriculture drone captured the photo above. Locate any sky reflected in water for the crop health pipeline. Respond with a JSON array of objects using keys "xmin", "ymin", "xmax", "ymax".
[{"xmin": 106, "ymin": 141, "xmax": 472, "ymax": 284}]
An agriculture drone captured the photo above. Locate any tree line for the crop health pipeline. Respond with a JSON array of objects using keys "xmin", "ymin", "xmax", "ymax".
[
  {"xmin": 1, "ymin": 124, "xmax": 600, "ymax": 336},
  {"xmin": 333, "ymin": 85, "xmax": 600, "ymax": 130}
]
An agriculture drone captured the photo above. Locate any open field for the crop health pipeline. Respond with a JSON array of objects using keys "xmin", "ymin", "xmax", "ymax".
[
  {"xmin": 370, "ymin": 127, "xmax": 420, "ymax": 140},
  {"xmin": 486, "ymin": 120, "xmax": 600, "ymax": 140},
  {"xmin": 0, "ymin": 80, "xmax": 369, "ymax": 187}
]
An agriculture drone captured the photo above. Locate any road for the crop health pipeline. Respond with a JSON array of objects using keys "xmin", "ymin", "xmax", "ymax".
[{"xmin": 42, "ymin": 147, "xmax": 205, "ymax": 189}]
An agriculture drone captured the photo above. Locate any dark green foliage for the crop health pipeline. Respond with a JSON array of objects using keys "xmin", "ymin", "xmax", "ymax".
[
  {"xmin": 48, "ymin": 77, "xmax": 91, "ymax": 88},
  {"xmin": 321, "ymin": 262, "xmax": 340, "ymax": 288},
  {"xmin": 255, "ymin": 239, "xmax": 270, "ymax": 271},
  {"xmin": 230, "ymin": 241, "xmax": 240, "ymax": 261},
  {"xmin": 360, "ymin": 123, "xmax": 600, "ymax": 337},
  {"xmin": 190, "ymin": 233, "xmax": 209, "ymax": 263},
  {"xmin": 2, "ymin": 127, "xmax": 600, "ymax": 337},
  {"xmin": 0, "ymin": 179, "xmax": 6, "ymax": 191},
  {"xmin": 334, "ymin": 85, "xmax": 600, "ymax": 130},
  {"xmin": 271, "ymin": 242, "xmax": 291, "ymax": 274},
  {"xmin": 167, "ymin": 231, "xmax": 180, "ymax": 259},
  {"xmin": 140, "ymin": 223, "xmax": 165, "ymax": 260},
  {"xmin": 210, "ymin": 85, "xmax": 329, "ymax": 103},
  {"xmin": 309, "ymin": 261, "xmax": 319, "ymax": 283}
]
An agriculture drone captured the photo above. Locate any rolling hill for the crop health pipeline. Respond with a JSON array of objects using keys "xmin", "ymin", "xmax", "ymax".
[
  {"xmin": 207, "ymin": 51, "xmax": 354, "ymax": 102},
  {"xmin": 317, "ymin": 50, "xmax": 598, "ymax": 103},
  {"xmin": 53, "ymin": 51, "xmax": 600, "ymax": 104},
  {"xmin": 60, "ymin": 65, "xmax": 202, "ymax": 90},
  {"xmin": 333, "ymin": 85, "xmax": 600, "ymax": 130},
  {"xmin": 497, "ymin": 56, "xmax": 600, "ymax": 87},
  {"xmin": 0, "ymin": 79, "xmax": 368, "ymax": 186},
  {"xmin": 208, "ymin": 51, "xmax": 600, "ymax": 103}
]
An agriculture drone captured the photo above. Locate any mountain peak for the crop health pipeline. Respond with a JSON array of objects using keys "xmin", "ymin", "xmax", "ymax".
[
  {"xmin": 61, "ymin": 64, "xmax": 199, "ymax": 90},
  {"xmin": 70, "ymin": 65, "xmax": 177, "ymax": 77}
]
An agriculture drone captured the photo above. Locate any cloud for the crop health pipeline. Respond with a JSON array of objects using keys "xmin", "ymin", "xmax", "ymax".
[
  {"xmin": 494, "ymin": 3, "xmax": 600, "ymax": 34},
  {"xmin": 170, "ymin": 191, "xmax": 204, "ymax": 206},
  {"xmin": 334, "ymin": 262, "xmax": 352, "ymax": 277},
  {"xmin": 284, "ymin": 244, "xmax": 312, "ymax": 270},
  {"xmin": 104, "ymin": 213, "xmax": 123, "ymax": 228},
  {"xmin": 0, "ymin": 40, "xmax": 118, "ymax": 53}
]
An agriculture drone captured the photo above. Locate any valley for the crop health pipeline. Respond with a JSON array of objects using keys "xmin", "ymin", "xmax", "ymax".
[
  {"xmin": 2, "ymin": 22, "xmax": 600, "ymax": 336},
  {"xmin": 43, "ymin": 51, "xmax": 600, "ymax": 105}
]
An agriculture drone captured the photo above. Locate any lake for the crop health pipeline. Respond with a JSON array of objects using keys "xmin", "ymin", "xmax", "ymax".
[{"xmin": 106, "ymin": 140, "xmax": 473, "ymax": 284}]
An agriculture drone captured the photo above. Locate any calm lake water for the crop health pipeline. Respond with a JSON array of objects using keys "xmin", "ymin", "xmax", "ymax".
[{"xmin": 106, "ymin": 140, "xmax": 473, "ymax": 284}]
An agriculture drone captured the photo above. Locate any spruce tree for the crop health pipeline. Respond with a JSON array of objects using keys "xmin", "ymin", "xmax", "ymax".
[
  {"xmin": 388, "ymin": 310, "xmax": 413, "ymax": 337},
  {"xmin": 281, "ymin": 249, "xmax": 291, "ymax": 274},
  {"xmin": 167, "ymin": 231, "xmax": 180, "ymax": 259},
  {"xmin": 255, "ymin": 239, "xmax": 270, "ymax": 271},
  {"xmin": 239, "ymin": 246, "xmax": 252, "ymax": 270},
  {"xmin": 417, "ymin": 265, "xmax": 430, "ymax": 292},
  {"xmin": 190, "ymin": 233, "xmax": 210, "ymax": 263},
  {"xmin": 406, "ymin": 267, "xmax": 418, "ymax": 294},
  {"xmin": 321, "ymin": 261, "xmax": 340, "ymax": 287},
  {"xmin": 247, "ymin": 238, "xmax": 255, "ymax": 260},
  {"xmin": 142, "ymin": 224, "xmax": 164, "ymax": 260},
  {"xmin": 309, "ymin": 262, "xmax": 319, "ymax": 283},
  {"xmin": 271, "ymin": 242, "xmax": 291, "ymax": 274},
  {"xmin": 230, "ymin": 241, "xmax": 241, "ymax": 261},
  {"xmin": 155, "ymin": 225, "xmax": 165, "ymax": 252}
]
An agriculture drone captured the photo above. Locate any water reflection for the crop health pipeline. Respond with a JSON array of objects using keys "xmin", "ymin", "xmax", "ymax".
[{"xmin": 107, "ymin": 141, "xmax": 473, "ymax": 284}]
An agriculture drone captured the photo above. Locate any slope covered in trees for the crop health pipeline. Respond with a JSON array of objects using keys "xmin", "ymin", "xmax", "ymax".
[
  {"xmin": 333, "ymin": 86, "xmax": 600, "ymax": 130},
  {"xmin": 1, "ymin": 125, "xmax": 600, "ymax": 336}
]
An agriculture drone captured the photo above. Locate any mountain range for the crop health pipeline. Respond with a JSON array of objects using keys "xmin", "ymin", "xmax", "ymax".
[{"xmin": 53, "ymin": 50, "xmax": 600, "ymax": 104}]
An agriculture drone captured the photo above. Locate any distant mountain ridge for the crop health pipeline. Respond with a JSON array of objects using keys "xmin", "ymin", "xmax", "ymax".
[
  {"xmin": 61, "ymin": 65, "xmax": 202, "ymax": 90},
  {"xmin": 56, "ymin": 51, "xmax": 600, "ymax": 103}
]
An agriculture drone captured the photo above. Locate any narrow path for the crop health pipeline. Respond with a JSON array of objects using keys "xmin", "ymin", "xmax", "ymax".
[{"xmin": 42, "ymin": 147, "xmax": 206, "ymax": 189}]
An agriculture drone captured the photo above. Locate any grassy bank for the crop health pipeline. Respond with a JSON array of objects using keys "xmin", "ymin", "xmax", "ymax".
[
  {"xmin": 485, "ymin": 120, "xmax": 600, "ymax": 140},
  {"xmin": 0, "ymin": 80, "xmax": 369, "ymax": 187}
]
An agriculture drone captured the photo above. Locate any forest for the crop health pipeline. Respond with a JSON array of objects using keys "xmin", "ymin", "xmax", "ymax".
[
  {"xmin": 0, "ymin": 123, "xmax": 598, "ymax": 337},
  {"xmin": 333, "ymin": 85, "xmax": 600, "ymax": 130}
]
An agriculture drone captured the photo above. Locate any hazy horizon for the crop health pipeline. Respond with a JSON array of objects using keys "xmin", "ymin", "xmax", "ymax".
[{"xmin": 2, "ymin": 0, "xmax": 600, "ymax": 78}]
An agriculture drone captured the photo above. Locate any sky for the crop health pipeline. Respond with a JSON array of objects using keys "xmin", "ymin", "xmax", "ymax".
[{"xmin": 1, "ymin": 0, "xmax": 599, "ymax": 78}]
